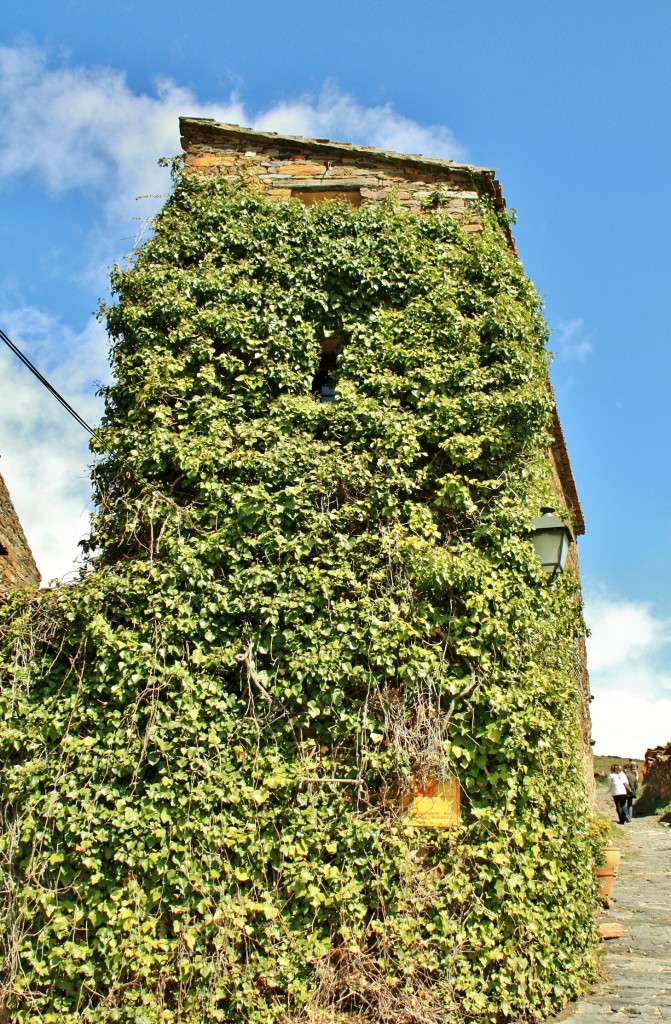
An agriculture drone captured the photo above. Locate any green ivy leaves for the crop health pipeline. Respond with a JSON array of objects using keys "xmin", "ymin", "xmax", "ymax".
[{"xmin": 0, "ymin": 175, "xmax": 597, "ymax": 1023}]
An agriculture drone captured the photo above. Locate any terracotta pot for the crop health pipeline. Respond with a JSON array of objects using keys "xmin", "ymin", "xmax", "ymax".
[
  {"xmin": 596, "ymin": 865, "xmax": 615, "ymax": 898},
  {"xmin": 602, "ymin": 847, "xmax": 621, "ymax": 875}
]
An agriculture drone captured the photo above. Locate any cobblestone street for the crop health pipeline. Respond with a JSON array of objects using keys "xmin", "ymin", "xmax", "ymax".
[{"xmin": 552, "ymin": 794, "xmax": 671, "ymax": 1022}]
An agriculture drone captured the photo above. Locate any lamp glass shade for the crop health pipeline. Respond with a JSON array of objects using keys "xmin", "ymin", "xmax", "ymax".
[{"xmin": 530, "ymin": 509, "xmax": 573, "ymax": 575}]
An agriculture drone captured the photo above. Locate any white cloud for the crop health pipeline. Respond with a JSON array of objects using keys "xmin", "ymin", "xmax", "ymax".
[
  {"xmin": 553, "ymin": 318, "xmax": 593, "ymax": 361},
  {"xmin": 0, "ymin": 45, "xmax": 245, "ymax": 228},
  {"xmin": 0, "ymin": 307, "xmax": 107, "ymax": 585},
  {"xmin": 253, "ymin": 83, "xmax": 465, "ymax": 162},
  {"xmin": 0, "ymin": 44, "xmax": 466, "ymax": 236},
  {"xmin": 585, "ymin": 592, "xmax": 671, "ymax": 672},
  {"xmin": 585, "ymin": 590, "xmax": 671, "ymax": 757},
  {"xmin": 590, "ymin": 691, "xmax": 671, "ymax": 761}
]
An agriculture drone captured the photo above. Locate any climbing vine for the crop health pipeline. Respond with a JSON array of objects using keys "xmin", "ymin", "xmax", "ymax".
[{"xmin": 0, "ymin": 171, "xmax": 599, "ymax": 1023}]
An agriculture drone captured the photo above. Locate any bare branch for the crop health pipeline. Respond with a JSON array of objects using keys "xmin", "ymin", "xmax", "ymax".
[
  {"xmin": 236, "ymin": 641, "xmax": 273, "ymax": 704},
  {"xmin": 443, "ymin": 663, "xmax": 480, "ymax": 728}
]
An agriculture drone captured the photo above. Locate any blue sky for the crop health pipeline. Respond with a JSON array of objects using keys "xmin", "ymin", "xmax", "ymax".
[{"xmin": 1, "ymin": 0, "xmax": 670, "ymax": 757}]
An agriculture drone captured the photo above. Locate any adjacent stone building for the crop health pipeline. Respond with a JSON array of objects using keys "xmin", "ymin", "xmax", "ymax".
[
  {"xmin": 0, "ymin": 467, "xmax": 39, "ymax": 599},
  {"xmin": 643, "ymin": 742, "xmax": 671, "ymax": 810}
]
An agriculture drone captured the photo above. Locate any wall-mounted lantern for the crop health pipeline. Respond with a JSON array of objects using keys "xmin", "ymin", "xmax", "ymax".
[{"xmin": 530, "ymin": 506, "xmax": 573, "ymax": 576}]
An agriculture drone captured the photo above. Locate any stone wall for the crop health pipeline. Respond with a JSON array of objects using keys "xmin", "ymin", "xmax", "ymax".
[
  {"xmin": 545, "ymin": 411, "xmax": 593, "ymax": 803},
  {"xmin": 180, "ymin": 118, "xmax": 512, "ymax": 241},
  {"xmin": 643, "ymin": 743, "xmax": 671, "ymax": 809},
  {"xmin": 573, "ymin": 613, "xmax": 596, "ymax": 807},
  {"xmin": 0, "ymin": 470, "xmax": 40, "ymax": 598}
]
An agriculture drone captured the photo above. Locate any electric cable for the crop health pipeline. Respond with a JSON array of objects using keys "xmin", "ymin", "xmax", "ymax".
[{"xmin": 0, "ymin": 325, "xmax": 95, "ymax": 435}]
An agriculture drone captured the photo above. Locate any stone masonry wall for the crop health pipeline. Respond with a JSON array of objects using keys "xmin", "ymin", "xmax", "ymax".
[
  {"xmin": 547, "ymin": 412, "xmax": 593, "ymax": 804},
  {"xmin": 643, "ymin": 743, "xmax": 671, "ymax": 809},
  {"xmin": 0, "ymin": 470, "xmax": 40, "ymax": 598},
  {"xmin": 180, "ymin": 119, "xmax": 506, "ymax": 235}
]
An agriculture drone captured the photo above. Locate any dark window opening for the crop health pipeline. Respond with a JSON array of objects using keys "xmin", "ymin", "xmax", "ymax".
[
  {"xmin": 0, "ymin": 543, "xmax": 8, "ymax": 557},
  {"xmin": 312, "ymin": 335, "xmax": 340, "ymax": 403},
  {"xmin": 291, "ymin": 188, "xmax": 361, "ymax": 208}
]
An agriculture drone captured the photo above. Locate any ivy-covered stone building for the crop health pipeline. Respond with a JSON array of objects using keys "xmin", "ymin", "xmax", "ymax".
[
  {"xmin": 180, "ymin": 117, "xmax": 585, "ymax": 526},
  {"xmin": 0, "ymin": 120, "xmax": 599, "ymax": 1024},
  {"xmin": 181, "ymin": 116, "xmax": 593, "ymax": 779}
]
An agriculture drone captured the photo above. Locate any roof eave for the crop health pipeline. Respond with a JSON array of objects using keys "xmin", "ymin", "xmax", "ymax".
[{"xmin": 551, "ymin": 404, "xmax": 585, "ymax": 536}]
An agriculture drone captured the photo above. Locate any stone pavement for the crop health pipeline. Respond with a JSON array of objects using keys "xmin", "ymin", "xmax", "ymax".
[{"xmin": 551, "ymin": 794, "xmax": 671, "ymax": 1023}]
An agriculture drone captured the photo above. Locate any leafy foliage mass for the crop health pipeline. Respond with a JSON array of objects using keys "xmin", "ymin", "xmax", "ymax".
[{"xmin": 0, "ymin": 173, "xmax": 598, "ymax": 1023}]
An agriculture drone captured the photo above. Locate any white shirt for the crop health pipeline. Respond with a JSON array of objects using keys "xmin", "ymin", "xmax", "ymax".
[{"xmin": 606, "ymin": 771, "xmax": 627, "ymax": 796}]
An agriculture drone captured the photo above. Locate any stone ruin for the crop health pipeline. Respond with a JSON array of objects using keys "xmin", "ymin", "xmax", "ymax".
[{"xmin": 643, "ymin": 742, "xmax": 671, "ymax": 809}]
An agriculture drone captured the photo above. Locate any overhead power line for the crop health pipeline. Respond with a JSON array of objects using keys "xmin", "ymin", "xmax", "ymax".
[{"xmin": 0, "ymin": 325, "xmax": 95, "ymax": 435}]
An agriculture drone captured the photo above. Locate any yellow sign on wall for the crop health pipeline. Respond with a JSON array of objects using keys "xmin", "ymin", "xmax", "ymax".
[{"xmin": 406, "ymin": 776, "xmax": 461, "ymax": 828}]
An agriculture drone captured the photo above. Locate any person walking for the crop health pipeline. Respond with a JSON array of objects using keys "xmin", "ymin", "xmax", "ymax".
[
  {"xmin": 606, "ymin": 764, "xmax": 629, "ymax": 824},
  {"xmin": 624, "ymin": 761, "xmax": 639, "ymax": 821}
]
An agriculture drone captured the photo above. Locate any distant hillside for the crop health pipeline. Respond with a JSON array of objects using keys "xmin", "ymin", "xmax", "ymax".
[{"xmin": 593, "ymin": 755, "xmax": 643, "ymax": 781}]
